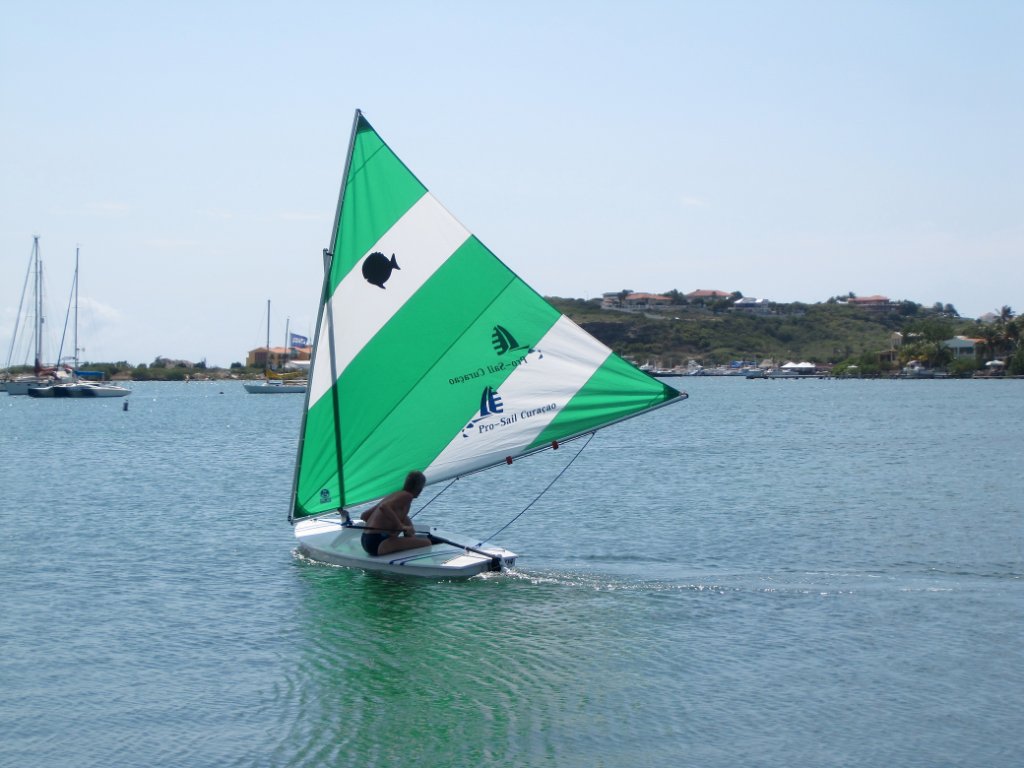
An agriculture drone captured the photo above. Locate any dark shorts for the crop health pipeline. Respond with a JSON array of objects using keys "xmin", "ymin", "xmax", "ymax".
[{"xmin": 361, "ymin": 531, "xmax": 390, "ymax": 556}]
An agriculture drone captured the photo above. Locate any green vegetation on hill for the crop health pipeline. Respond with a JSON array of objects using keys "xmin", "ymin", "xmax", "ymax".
[
  {"xmin": 549, "ymin": 298, "xmax": 902, "ymax": 367},
  {"xmin": 8, "ymin": 301, "xmax": 1020, "ymax": 379},
  {"xmin": 548, "ymin": 297, "xmax": 1023, "ymax": 375}
]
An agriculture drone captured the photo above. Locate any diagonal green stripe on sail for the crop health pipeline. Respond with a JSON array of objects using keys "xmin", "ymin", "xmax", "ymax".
[
  {"xmin": 528, "ymin": 355, "xmax": 681, "ymax": 450},
  {"xmin": 294, "ymin": 395, "xmax": 344, "ymax": 516},
  {"xmin": 340, "ymin": 243, "xmax": 562, "ymax": 507},
  {"xmin": 421, "ymin": 314, "xmax": 681, "ymax": 483},
  {"xmin": 295, "ymin": 235, "xmax": 564, "ymax": 515}
]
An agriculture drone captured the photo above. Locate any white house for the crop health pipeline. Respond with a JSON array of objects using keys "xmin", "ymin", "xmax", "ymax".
[
  {"xmin": 942, "ymin": 336, "xmax": 982, "ymax": 359},
  {"xmin": 732, "ymin": 297, "xmax": 771, "ymax": 314}
]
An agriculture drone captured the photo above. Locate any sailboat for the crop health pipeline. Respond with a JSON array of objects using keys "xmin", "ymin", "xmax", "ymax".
[
  {"xmin": 28, "ymin": 248, "xmax": 130, "ymax": 398},
  {"xmin": 6, "ymin": 236, "xmax": 67, "ymax": 395},
  {"xmin": 243, "ymin": 300, "xmax": 307, "ymax": 394},
  {"xmin": 290, "ymin": 111, "xmax": 687, "ymax": 577}
]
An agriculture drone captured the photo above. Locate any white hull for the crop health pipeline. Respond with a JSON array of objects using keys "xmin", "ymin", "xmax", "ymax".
[
  {"xmin": 244, "ymin": 381, "xmax": 307, "ymax": 394},
  {"xmin": 32, "ymin": 382, "xmax": 132, "ymax": 397},
  {"xmin": 7, "ymin": 379, "xmax": 50, "ymax": 396},
  {"xmin": 294, "ymin": 517, "xmax": 516, "ymax": 578},
  {"xmin": 74, "ymin": 383, "xmax": 131, "ymax": 397}
]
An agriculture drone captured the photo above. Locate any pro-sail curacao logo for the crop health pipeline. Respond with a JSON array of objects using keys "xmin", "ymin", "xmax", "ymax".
[
  {"xmin": 461, "ymin": 385, "xmax": 559, "ymax": 439},
  {"xmin": 447, "ymin": 325, "xmax": 543, "ymax": 386},
  {"xmin": 461, "ymin": 386, "xmax": 503, "ymax": 437}
]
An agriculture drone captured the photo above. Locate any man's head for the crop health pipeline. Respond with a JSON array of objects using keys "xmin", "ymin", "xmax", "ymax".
[{"xmin": 404, "ymin": 470, "xmax": 427, "ymax": 497}]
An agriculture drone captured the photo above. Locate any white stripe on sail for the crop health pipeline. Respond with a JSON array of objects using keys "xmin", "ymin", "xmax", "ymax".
[
  {"xmin": 424, "ymin": 315, "xmax": 612, "ymax": 480},
  {"xmin": 309, "ymin": 193, "xmax": 470, "ymax": 406}
]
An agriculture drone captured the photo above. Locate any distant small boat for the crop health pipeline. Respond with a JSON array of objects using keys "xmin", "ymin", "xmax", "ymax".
[
  {"xmin": 244, "ymin": 379, "xmax": 307, "ymax": 394},
  {"xmin": 28, "ymin": 381, "xmax": 130, "ymax": 398},
  {"xmin": 66, "ymin": 381, "xmax": 131, "ymax": 397},
  {"xmin": 244, "ymin": 299, "xmax": 307, "ymax": 394}
]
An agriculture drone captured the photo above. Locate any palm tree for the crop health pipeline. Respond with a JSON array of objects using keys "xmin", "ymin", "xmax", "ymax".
[
  {"xmin": 976, "ymin": 324, "xmax": 1001, "ymax": 363},
  {"xmin": 991, "ymin": 306, "xmax": 1016, "ymax": 358},
  {"xmin": 903, "ymin": 317, "xmax": 954, "ymax": 369}
]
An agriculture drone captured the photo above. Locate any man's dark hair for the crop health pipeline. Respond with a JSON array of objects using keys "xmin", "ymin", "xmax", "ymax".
[{"xmin": 404, "ymin": 470, "xmax": 427, "ymax": 495}]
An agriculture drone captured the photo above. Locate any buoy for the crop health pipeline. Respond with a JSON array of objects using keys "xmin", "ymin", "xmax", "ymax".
[{"xmin": 123, "ymin": 401, "xmax": 128, "ymax": 411}]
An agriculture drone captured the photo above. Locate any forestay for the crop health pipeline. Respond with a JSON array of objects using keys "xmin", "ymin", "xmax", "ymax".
[{"xmin": 290, "ymin": 111, "xmax": 685, "ymax": 522}]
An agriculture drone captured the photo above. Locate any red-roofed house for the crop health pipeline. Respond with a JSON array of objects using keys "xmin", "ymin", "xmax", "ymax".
[
  {"xmin": 847, "ymin": 295, "xmax": 892, "ymax": 310},
  {"xmin": 685, "ymin": 289, "xmax": 731, "ymax": 303}
]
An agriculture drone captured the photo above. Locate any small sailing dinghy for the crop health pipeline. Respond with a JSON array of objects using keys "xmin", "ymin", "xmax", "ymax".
[
  {"xmin": 290, "ymin": 111, "xmax": 687, "ymax": 577},
  {"xmin": 244, "ymin": 300, "xmax": 308, "ymax": 394}
]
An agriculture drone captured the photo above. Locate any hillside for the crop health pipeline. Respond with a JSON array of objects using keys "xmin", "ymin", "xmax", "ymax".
[{"xmin": 547, "ymin": 298, "xmax": 917, "ymax": 368}]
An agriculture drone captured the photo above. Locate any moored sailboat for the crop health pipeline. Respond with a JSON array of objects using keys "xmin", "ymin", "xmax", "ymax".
[
  {"xmin": 290, "ymin": 111, "xmax": 687, "ymax": 577},
  {"xmin": 26, "ymin": 247, "xmax": 130, "ymax": 398},
  {"xmin": 6, "ymin": 237, "xmax": 66, "ymax": 395},
  {"xmin": 244, "ymin": 300, "xmax": 307, "ymax": 394}
]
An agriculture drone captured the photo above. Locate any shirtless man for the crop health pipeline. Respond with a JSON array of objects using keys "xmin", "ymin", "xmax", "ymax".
[{"xmin": 359, "ymin": 470, "xmax": 431, "ymax": 556}]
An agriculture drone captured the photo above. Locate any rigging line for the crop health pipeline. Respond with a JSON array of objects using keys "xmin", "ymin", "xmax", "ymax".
[
  {"xmin": 480, "ymin": 431, "xmax": 596, "ymax": 545},
  {"xmin": 410, "ymin": 477, "xmax": 458, "ymax": 519}
]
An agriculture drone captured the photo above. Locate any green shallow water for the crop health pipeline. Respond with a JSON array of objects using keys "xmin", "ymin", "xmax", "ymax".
[{"xmin": 1, "ymin": 378, "xmax": 1022, "ymax": 767}]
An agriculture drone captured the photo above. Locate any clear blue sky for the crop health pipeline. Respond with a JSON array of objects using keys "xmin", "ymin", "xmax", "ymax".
[{"xmin": 3, "ymin": 1, "xmax": 1021, "ymax": 367}]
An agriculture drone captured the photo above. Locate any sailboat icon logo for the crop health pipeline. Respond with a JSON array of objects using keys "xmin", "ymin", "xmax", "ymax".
[
  {"xmin": 491, "ymin": 325, "xmax": 541, "ymax": 359},
  {"xmin": 462, "ymin": 386, "xmax": 504, "ymax": 438},
  {"xmin": 479, "ymin": 386, "xmax": 503, "ymax": 416},
  {"xmin": 491, "ymin": 325, "xmax": 527, "ymax": 356}
]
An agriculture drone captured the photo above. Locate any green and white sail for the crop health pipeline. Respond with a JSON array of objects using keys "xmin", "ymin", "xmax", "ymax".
[{"xmin": 290, "ymin": 111, "xmax": 685, "ymax": 521}]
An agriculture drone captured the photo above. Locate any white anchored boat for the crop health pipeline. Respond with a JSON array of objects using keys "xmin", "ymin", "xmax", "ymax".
[
  {"xmin": 244, "ymin": 300, "xmax": 307, "ymax": 394},
  {"xmin": 26, "ymin": 247, "xmax": 130, "ymax": 399},
  {"xmin": 6, "ymin": 237, "xmax": 65, "ymax": 395}
]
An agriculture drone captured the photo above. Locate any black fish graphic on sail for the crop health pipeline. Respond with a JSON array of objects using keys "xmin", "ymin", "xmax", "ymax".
[{"xmin": 362, "ymin": 252, "xmax": 400, "ymax": 289}]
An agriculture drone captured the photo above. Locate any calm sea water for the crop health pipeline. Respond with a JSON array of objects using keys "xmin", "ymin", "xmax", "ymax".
[{"xmin": 1, "ymin": 378, "xmax": 1021, "ymax": 768}]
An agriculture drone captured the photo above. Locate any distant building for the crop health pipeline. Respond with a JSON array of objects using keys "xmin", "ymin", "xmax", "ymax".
[
  {"xmin": 685, "ymin": 289, "xmax": 731, "ymax": 302},
  {"xmin": 732, "ymin": 297, "xmax": 772, "ymax": 314},
  {"xmin": 622, "ymin": 292, "xmax": 673, "ymax": 309},
  {"xmin": 942, "ymin": 336, "xmax": 982, "ymax": 359},
  {"xmin": 845, "ymin": 295, "xmax": 893, "ymax": 311},
  {"xmin": 601, "ymin": 291, "xmax": 630, "ymax": 308},
  {"xmin": 246, "ymin": 345, "xmax": 311, "ymax": 370}
]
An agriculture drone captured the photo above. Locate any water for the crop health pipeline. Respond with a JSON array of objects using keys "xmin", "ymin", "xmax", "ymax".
[{"xmin": 1, "ymin": 378, "xmax": 1021, "ymax": 767}]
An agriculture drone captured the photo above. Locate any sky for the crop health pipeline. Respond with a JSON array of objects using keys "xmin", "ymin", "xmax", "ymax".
[{"xmin": 2, "ymin": 1, "xmax": 1022, "ymax": 368}]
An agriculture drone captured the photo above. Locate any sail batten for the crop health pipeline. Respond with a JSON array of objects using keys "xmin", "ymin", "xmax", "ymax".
[{"xmin": 291, "ymin": 113, "xmax": 685, "ymax": 520}]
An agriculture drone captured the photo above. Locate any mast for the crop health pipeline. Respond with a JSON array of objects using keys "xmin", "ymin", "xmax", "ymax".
[
  {"xmin": 33, "ymin": 236, "xmax": 43, "ymax": 375},
  {"xmin": 73, "ymin": 247, "xmax": 79, "ymax": 369},
  {"xmin": 288, "ymin": 108, "xmax": 363, "ymax": 524},
  {"xmin": 265, "ymin": 298, "xmax": 271, "ymax": 374},
  {"xmin": 57, "ymin": 246, "xmax": 79, "ymax": 370},
  {"xmin": 4, "ymin": 241, "xmax": 35, "ymax": 372}
]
